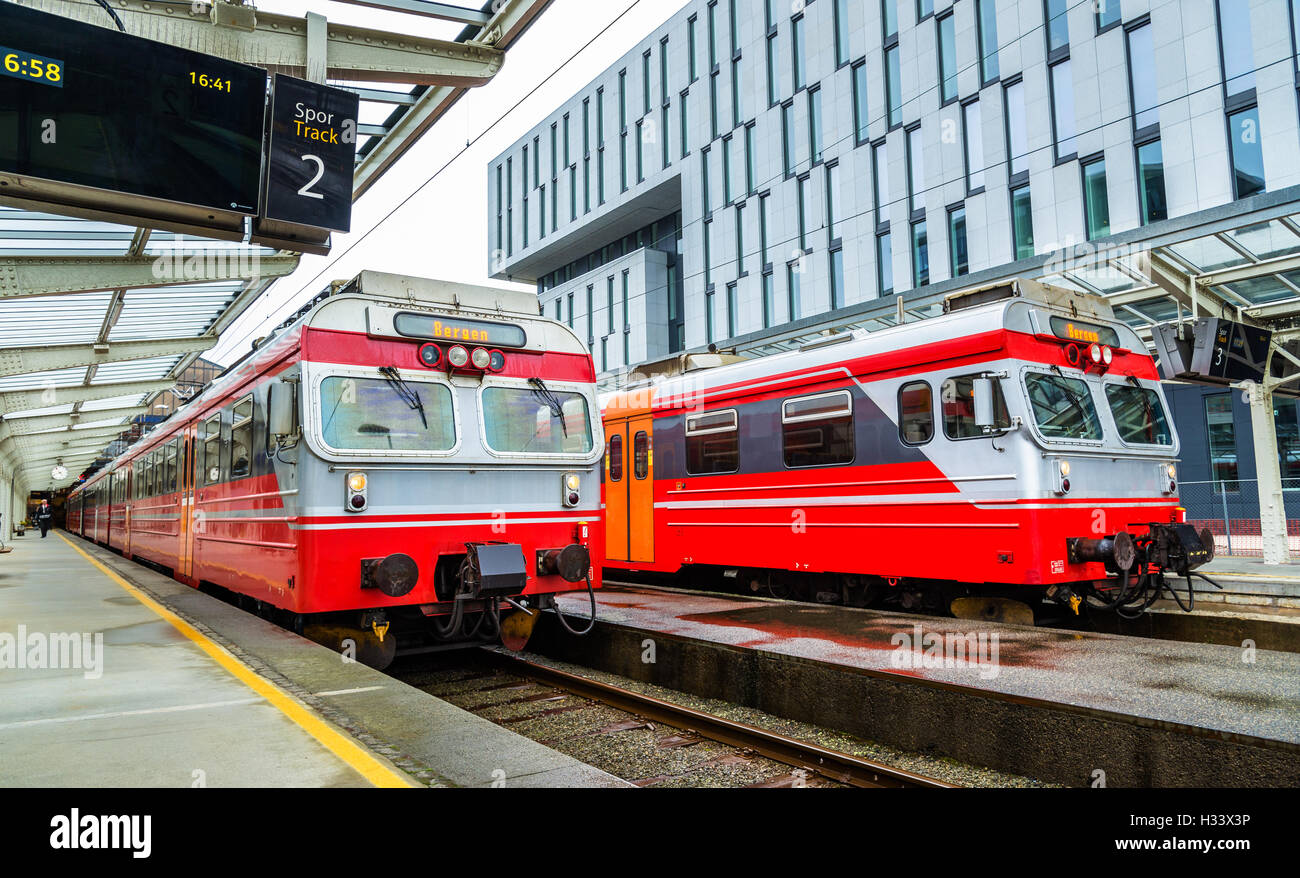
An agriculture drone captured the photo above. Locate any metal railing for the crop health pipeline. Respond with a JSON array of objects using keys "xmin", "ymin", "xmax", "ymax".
[{"xmin": 1177, "ymin": 478, "xmax": 1300, "ymax": 557}]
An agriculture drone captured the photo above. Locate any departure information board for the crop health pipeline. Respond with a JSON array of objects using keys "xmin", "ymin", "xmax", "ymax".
[{"xmin": 0, "ymin": 3, "xmax": 266, "ymax": 213}]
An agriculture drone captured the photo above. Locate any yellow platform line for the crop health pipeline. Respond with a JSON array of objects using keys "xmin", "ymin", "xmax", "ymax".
[{"xmin": 57, "ymin": 533, "xmax": 419, "ymax": 789}]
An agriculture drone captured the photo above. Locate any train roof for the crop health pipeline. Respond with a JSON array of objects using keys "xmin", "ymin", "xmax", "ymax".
[{"xmin": 603, "ymin": 279, "xmax": 1147, "ymax": 414}]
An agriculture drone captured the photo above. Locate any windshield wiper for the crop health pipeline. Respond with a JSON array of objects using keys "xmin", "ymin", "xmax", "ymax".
[
  {"xmin": 1048, "ymin": 366, "xmax": 1095, "ymax": 438},
  {"xmin": 378, "ymin": 366, "xmax": 427, "ymax": 429},
  {"xmin": 528, "ymin": 377, "xmax": 568, "ymax": 437}
]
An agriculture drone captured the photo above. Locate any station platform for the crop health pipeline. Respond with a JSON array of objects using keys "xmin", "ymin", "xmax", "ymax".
[
  {"xmin": 0, "ymin": 532, "xmax": 628, "ymax": 788},
  {"xmin": 1199, "ymin": 555, "xmax": 1300, "ymax": 607},
  {"xmin": 543, "ymin": 584, "xmax": 1300, "ymax": 786}
]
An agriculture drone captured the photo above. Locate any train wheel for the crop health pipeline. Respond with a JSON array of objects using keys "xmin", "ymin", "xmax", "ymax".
[
  {"xmin": 302, "ymin": 623, "xmax": 398, "ymax": 671},
  {"xmin": 950, "ymin": 596, "xmax": 1035, "ymax": 627}
]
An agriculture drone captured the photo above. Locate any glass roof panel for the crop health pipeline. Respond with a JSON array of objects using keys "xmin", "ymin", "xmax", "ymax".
[
  {"xmin": 1214, "ymin": 277, "xmax": 1299, "ymax": 306},
  {"xmin": 0, "ymin": 292, "xmax": 115, "ymax": 346},
  {"xmin": 1222, "ymin": 221, "xmax": 1300, "ymax": 260},
  {"xmin": 1167, "ymin": 236, "xmax": 1251, "ymax": 272}
]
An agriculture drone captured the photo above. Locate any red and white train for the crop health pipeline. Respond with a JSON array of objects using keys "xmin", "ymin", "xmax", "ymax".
[
  {"xmin": 68, "ymin": 271, "xmax": 604, "ymax": 665},
  {"xmin": 601, "ymin": 279, "xmax": 1212, "ymax": 623}
]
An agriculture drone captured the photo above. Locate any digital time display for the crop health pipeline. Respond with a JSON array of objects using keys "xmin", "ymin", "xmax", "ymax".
[
  {"xmin": 1, "ymin": 45, "xmax": 62, "ymax": 87},
  {"xmin": 394, "ymin": 313, "xmax": 528, "ymax": 348},
  {"xmin": 1, "ymin": 3, "xmax": 266, "ymax": 214}
]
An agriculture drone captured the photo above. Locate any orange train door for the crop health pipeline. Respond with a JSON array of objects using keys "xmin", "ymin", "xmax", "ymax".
[
  {"xmin": 604, "ymin": 416, "xmax": 655, "ymax": 564},
  {"xmin": 178, "ymin": 428, "xmax": 197, "ymax": 583}
]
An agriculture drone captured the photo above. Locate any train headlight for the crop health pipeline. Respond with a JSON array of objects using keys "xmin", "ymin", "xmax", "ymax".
[
  {"xmin": 1166, "ymin": 464, "xmax": 1177, "ymax": 480},
  {"xmin": 346, "ymin": 471, "xmax": 367, "ymax": 512},
  {"xmin": 487, "ymin": 349, "xmax": 506, "ymax": 372},
  {"xmin": 471, "ymin": 347, "xmax": 491, "ymax": 369},
  {"xmin": 1089, "ymin": 343, "xmax": 1102, "ymax": 363},
  {"xmin": 1059, "ymin": 461, "xmax": 1071, "ymax": 477},
  {"xmin": 1055, "ymin": 460, "xmax": 1072, "ymax": 495},
  {"xmin": 1101, "ymin": 346, "xmax": 1113, "ymax": 365},
  {"xmin": 562, "ymin": 472, "xmax": 581, "ymax": 507},
  {"xmin": 447, "ymin": 345, "xmax": 469, "ymax": 368},
  {"xmin": 418, "ymin": 343, "xmax": 442, "ymax": 368},
  {"xmin": 1162, "ymin": 463, "xmax": 1178, "ymax": 494}
]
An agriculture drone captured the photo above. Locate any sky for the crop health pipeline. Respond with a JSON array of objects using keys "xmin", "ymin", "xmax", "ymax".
[{"xmin": 209, "ymin": 0, "xmax": 690, "ymax": 364}]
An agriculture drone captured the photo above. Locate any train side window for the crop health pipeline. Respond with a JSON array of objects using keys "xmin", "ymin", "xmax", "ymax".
[
  {"xmin": 633, "ymin": 431, "xmax": 650, "ymax": 479},
  {"xmin": 942, "ymin": 374, "xmax": 1010, "ymax": 439},
  {"xmin": 231, "ymin": 395, "xmax": 254, "ymax": 478},
  {"xmin": 899, "ymin": 382, "xmax": 934, "ymax": 445},
  {"xmin": 166, "ymin": 440, "xmax": 179, "ymax": 493},
  {"xmin": 144, "ymin": 455, "xmax": 154, "ymax": 497},
  {"xmin": 609, "ymin": 433, "xmax": 624, "ymax": 481},
  {"xmin": 202, "ymin": 414, "xmax": 222, "ymax": 484},
  {"xmin": 685, "ymin": 409, "xmax": 739, "ymax": 475},
  {"xmin": 783, "ymin": 391, "xmax": 854, "ymax": 468}
]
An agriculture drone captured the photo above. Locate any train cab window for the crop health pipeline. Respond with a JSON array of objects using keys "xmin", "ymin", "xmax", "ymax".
[
  {"xmin": 1024, "ymin": 373, "xmax": 1103, "ymax": 440},
  {"xmin": 320, "ymin": 376, "xmax": 456, "ymax": 452},
  {"xmin": 481, "ymin": 386, "xmax": 594, "ymax": 455},
  {"xmin": 898, "ymin": 382, "xmax": 934, "ymax": 445},
  {"xmin": 942, "ymin": 375, "xmax": 1010, "ymax": 439},
  {"xmin": 782, "ymin": 391, "xmax": 854, "ymax": 468},
  {"xmin": 609, "ymin": 434, "xmax": 624, "ymax": 481},
  {"xmin": 231, "ymin": 396, "xmax": 254, "ymax": 478},
  {"xmin": 633, "ymin": 431, "xmax": 650, "ymax": 479},
  {"xmin": 1105, "ymin": 384, "xmax": 1172, "ymax": 446},
  {"xmin": 685, "ymin": 409, "xmax": 739, "ymax": 474},
  {"xmin": 202, "ymin": 414, "xmax": 223, "ymax": 484}
]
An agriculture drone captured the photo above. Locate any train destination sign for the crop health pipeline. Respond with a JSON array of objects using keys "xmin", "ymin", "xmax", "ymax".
[
  {"xmin": 393, "ymin": 312, "xmax": 529, "ymax": 348},
  {"xmin": 259, "ymin": 73, "xmax": 359, "ymax": 235},
  {"xmin": 1049, "ymin": 316, "xmax": 1121, "ymax": 348},
  {"xmin": 0, "ymin": 3, "xmax": 267, "ymax": 227}
]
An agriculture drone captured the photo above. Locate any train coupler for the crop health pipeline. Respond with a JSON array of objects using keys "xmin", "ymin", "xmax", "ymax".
[{"xmin": 360, "ymin": 610, "xmax": 390, "ymax": 642}]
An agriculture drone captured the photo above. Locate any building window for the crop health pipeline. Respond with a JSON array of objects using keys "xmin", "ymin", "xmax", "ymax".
[
  {"xmin": 1217, "ymin": 0, "xmax": 1256, "ymax": 99},
  {"xmin": 885, "ymin": 45, "xmax": 902, "ymax": 128},
  {"xmin": 689, "ymin": 14, "xmax": 698, "ymax": 82},
  {"xmin": 977, "ymin": 0, "xmax": 999, "ymax": 84},
  {"xmin": 1206, "ymin": 394, "xmax": 1238, "ymax": 490},
  {"xmin": 680, "ymin": 90, "xmax": 690, "ymax": 157},
  {"xmin": 506, "ymin": 157, "xmax": 512, "ymax": 255},
  {"xmin": 620, "ymin": 133, "xmax": 628, "ymax": 193},
  {"xmin": 937, "ymin": 11, "xmax": 957, "ymax": 104},
  {"xmin": 705, "ymin": 286, "xmax": 715, "ymax": 343},
  {"xmin": 550, "ymin": 124, "xmax": 557, "ymax": 179},
  {"xmin": 725, "ymin": 281, "xmax": 737, "ymax": 338},
  {"xmin": 882, "ymin": 0, "xmax": 898, "ymax": 41},
  {"xmin": 911, "ymin": 219, "xmax": 928, "ymax": 287},
  {"xmin": 1082, "ymin": 156, "xmax": 1110, "ymax": 240},
  {"xmin": 1127, "ymin": 21, "xmax": 1159, "ymax": 135},
  {"xmin": 1050, "ymin": 59, "xmax": 1077, "ymax": 159},
  {"xmin": 917, "ymin": 0, "xmax": 933, "ymax": 20},
  {"xmin": 962, "ymin": 100, "xmax": 985, "ymax": 192},
  {"xmin": 1096, "ymin": 0, "xmax": 1121, "ymax": 32},
  {"xmin": 569, "ymin": 165, "xmax": 577, "ymax": 220},
  {"xmin": 760, "ymin": 192, "xmax": 771, "ymax": 266},
  {"xmin": 635, "ymin": 121, "xmax": 644, "ymax": 183},
  {"xmin": 704, "ymin": 217, "xmax": 713, "ymax": 289},
  {"xmin": 598, "ymin": 149, "xmax": 606, "ymax": 205},
  {"xmin": 830, "ymin": 246, "xmax": 844, "ymax": 309},
  {"xmin": 1046, "ymin": 0, "xmax": 1070, "ymax": 56},
  {"xmin": 877, "ymin": 231, "xmax": 893, "ymax": 295},
  {"xmin": 662, "ymin": 106, "xmax": 670, "ymax": 169},
  {"xmin": 1227, "ymin": 106, "xmax": 1265, "ymax": 198},
  {"xmin": 495, "ymin": 164, "xmax": 502, "ymax": 254},
  {"xmin": 852, "ymin": 61, "xmax": 869, "ymax": 144},
  {"xmin": 762, "ymin": 270, "xmax": 775, "ymax": 326},
  {"xmin": 607, "ymin": 276, "xmax": 615, "ymax": 334},
  {"xmin": 618, "ymin": 69, "xmax": 627, "ymax": 130},
  {"xmin": 710, "ymin": 70, "xmax": 720, "ymax": 139},
  {"xmin": 834, "ymin": 0, "xmax": 850, "ymax": 67},
  {"xmin": 826, "ymin": 162, "xmax": 841, "ymax": 242},
  {"xmin": 566, "ymin": 292, "xmax": 574, "ymax": 327},
  {"xmin": 643, "ymin": 50, "xmax": 651, "ymax": 116},
  {"xmin": 731, "ymin": 57, "xmax": 742, "ymax": 129},
  {"xmin": 585, "ymin": 284, "xmax": 595, "ymax": 344},
  {"xmin": 563, "ymin": 113, "xmax": 570, "ymax": 165},
  {"xmin": 701, "ymin": 146, "xmax": 711, "ymax": 215},
  {"xmin": 708, "ymin": 0, "xmax": 719, "ymax": 69},
  {"xmin": 1011, "ymin": 184, "xmax": 1034, "ymax": 258},
  {"xmin": 735, "ymin": 203, "xmax": 745, "ymax": 275},
  {"xmin": 722, "ymin": 135, "xmax": 733, "ymax": 204},
  {"xmin": 538, "ymin": 185, "xmax": 545, "ymax": 239},
  {"xmin": 808, "ymin": 85, "xmax": 823, "ymax": 164},
  {"xmin": 797, "ymin": 174, "xmax": 810, "ymax": 251},
  {"xmin": 907, "ymin": 125, "xmax": 924, "ymax": 217},
  {"xmin": 729, "ymin": 0, "xmax": 738, "ymax": 56},
  {"xmin": 786, "ymin": 260, "xmax": 801, "ymax": 320},
  {"xmin": 745, "ymin": 123, "xmax": 756, "ymax": 194},
  {"xmin": 792, "ymin": 14, "xmax": 806, "ymax": 91},
  {"xmin": 597, "ymin": 87, "xmax": 605, "ymax": 145},
  {"xmin": 767, "ymin": 32, "xmax": 780, "ymax": 106},
  {"xmin": 1004, "ymin": 79, "xmax": 1028, "ymax": 179},
  {"xmin": 1137, "ymin": 139, "xmax": 1168, "ymax": 224},
  {"xmin": 782, "ymin": 100, "xmax": 795, "ymax": 175},
  {"xmin": 660, "ymin": 37, "xmax": 670, "ymax": 105},
  {"xmin": 873, "ymin": 140, "xmax": 889, "ymax": 221},
  {"xmin": 948, "ymin": 205, "xmax": 968, "ymax": 277}
]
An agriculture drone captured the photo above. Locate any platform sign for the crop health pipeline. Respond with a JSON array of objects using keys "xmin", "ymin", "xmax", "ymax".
[
  {"xmin": 1190, "ymin": 319, "xmax": 1272, "ymax": 383},
  {"xmin": 260, "ymin": 74, "xmax": 359, "ymax": 233},
  {"xmin": 0, "ymin": 3, "xmax": 267, "ymax": 216}
]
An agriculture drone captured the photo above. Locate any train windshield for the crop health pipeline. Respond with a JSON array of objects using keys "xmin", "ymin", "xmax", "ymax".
[
  {"xmin": 319, "ymin": 376, "xmax": 455, "ymax": 451},
  {"xmin": 1023, "ymin": 373, "xmax": 1104, "ymax": 440},
  {"xmin": 481, "ymin": 386, "xmax": 594, "ymax": 455},
  {"xmin": 1105, "ymin": 383, "xmax": 1173, "ymax": 446}
]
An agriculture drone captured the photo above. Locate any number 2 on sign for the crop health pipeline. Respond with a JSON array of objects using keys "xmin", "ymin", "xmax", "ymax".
[{"xmin": 298, "ymin": 154, "xmax": 325, "ymax": 199}]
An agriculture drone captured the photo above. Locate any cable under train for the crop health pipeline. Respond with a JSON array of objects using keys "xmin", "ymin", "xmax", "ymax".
[
  {"xmin": 600, "ymin": 278, "xmax": 1214, "ymax": 624},
  {"xmin": 67, "ymin": 271, "xmax": 604, "ymax": 667}
]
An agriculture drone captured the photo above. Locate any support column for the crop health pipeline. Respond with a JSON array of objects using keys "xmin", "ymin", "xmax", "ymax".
[{"xmin": 1245, "ymin": 381, "xmax": 1290, "ymax": 564}]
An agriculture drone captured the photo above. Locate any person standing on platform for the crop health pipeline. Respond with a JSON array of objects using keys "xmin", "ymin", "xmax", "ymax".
[{"xmin": 35, "ymin": 500, "xmax": 53, "ymax": 538}]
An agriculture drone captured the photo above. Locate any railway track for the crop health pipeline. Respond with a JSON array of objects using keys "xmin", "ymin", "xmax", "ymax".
[{"xmin": 485, "ymin": 650, "xmax": 954, "ymax": 788}]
